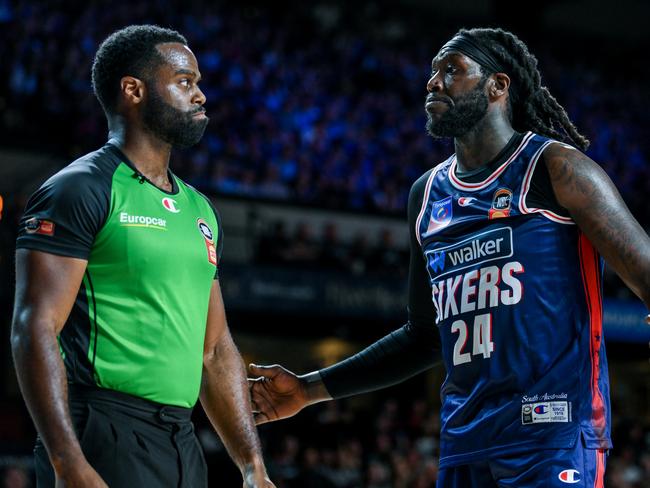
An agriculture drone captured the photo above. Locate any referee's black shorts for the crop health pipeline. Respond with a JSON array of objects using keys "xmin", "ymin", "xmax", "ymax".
[{"xmin": 35, "ymin": 384, "xmax": 207, "ymax": 488}]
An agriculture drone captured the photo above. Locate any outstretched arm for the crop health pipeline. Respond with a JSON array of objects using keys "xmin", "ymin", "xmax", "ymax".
[
  {"xmin": 11, "ymin": 250, "xmax": 107, "ymax": 488},
  {"xmin": 249, "ymin": 171, "xmax": 442, "ymax": 424},
  {"xmin": 544, "ymin": 143, "xmax": 650, "ymax": 322},
  {"xmin": 200, "ymin": 280, "xmax": 274, "ymax": 488}
]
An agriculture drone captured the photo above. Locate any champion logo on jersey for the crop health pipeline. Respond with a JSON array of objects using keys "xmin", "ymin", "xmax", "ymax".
[
  {"xmin": 534, "ymin": 405, "xmax": 547, "ymax": 414},
  {"xmin": 558, "ymin": 469, "xmax": 580, "ymax": 484},
  {"xmin": 458, "ymin": 196, "xmax": 476, "ymax": 207},
  {"xmin": 162, "ymin": 197, "xmax": 180, "ymax": 213},
  {"xmin": 425, "ymin": 196, "xmax": 453, "ymax": 236},
  {"xmin": 488, "ymin": 188, "xmax": 512, "ymax": 219}
]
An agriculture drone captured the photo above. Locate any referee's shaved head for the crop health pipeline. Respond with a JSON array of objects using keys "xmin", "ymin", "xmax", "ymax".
[{"xmin": 91, "ymin": 25, "xmax": 187, "ymax": 115}]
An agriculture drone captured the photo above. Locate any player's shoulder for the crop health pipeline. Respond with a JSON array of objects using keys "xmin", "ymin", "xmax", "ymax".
[
  {"xmin": 409, "ymin": 158, "xmax": 451, "ymax": 198},
  {"xmin": 42, "ymin": 143, "xmax": 121, "ymax": 193}
]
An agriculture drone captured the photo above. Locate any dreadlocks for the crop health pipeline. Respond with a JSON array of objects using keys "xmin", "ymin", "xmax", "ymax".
[{"xmin": 456, "ymin": 27, "xmax": 590, "ymax": 151}]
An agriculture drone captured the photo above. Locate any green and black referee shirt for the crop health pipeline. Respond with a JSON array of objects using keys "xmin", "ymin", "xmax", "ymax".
[{"xmin": 17, "ymin": 142, "xmax": 223, "ymax": 408}]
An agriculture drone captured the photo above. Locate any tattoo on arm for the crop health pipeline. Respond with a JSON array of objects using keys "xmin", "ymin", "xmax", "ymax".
[{"xmin": 544, "ymin": 144, "xmax": 650, "ymax": 307}]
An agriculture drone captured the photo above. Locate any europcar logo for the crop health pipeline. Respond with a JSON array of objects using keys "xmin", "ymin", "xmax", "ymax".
[
  {"xmin": 119, "ymin": 212, "xmax": 167, "ymax": 230},
  {"xmin": 558, "ymin": 469, "xmax": 580, "ymax": 484},
  {"xmin": 162, "ymin": 197, "xmax": 180, "ymax": 213}
]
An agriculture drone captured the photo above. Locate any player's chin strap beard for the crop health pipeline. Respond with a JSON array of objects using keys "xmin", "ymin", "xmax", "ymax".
[{"xmin": 440, "ymin": 34, "xmax": 518, "ymax": 103}]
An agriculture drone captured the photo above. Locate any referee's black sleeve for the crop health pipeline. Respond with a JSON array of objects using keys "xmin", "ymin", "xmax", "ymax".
[
  {"xmin": 16, "ymin": 161, "xmax": 110, "ymax": 259},
  {"xmin": 320, "ymin": 169, "xmax": 442, "ymax": 399}
]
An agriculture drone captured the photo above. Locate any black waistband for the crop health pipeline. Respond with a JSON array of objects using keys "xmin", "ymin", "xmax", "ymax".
[{"xmin": 68, "ymin": 384, "xmax": 193, "ymax": 424}]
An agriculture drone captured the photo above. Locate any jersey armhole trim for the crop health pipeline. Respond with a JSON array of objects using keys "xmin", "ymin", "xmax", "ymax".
[
  {"xmin": 518, "ymin": 140, "xmax": 575, "ymax": 225},
  {"xmin": 415, "ymin": 165, "xmax": 442, "ymax": 246}
]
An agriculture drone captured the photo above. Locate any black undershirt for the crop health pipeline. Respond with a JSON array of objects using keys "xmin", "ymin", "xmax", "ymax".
[{"xmin": 454, "ymin": 132, "xmax": 569, "ymax": 217}]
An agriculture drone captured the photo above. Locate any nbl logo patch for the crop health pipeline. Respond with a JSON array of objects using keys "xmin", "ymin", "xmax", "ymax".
[
  {"xmin": 197, "ymin": 218, "xmax": 217, "ymax": 266},
  {"xmin": 25, "ymin": 218, "xmax": 55, "ymax": 236},
  {"xmin": 489, "ymin": 188, "xmax": 512, "ymax": 220}
]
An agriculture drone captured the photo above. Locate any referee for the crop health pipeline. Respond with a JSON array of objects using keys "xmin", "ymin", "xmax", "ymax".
[{"xmin": 11, "ymin": 26, "xmax": 274, "ymax": 487}]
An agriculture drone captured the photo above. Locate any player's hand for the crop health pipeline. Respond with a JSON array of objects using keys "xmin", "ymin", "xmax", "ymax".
[
  {"xmin": 55, "ymin": 461, "xmax": 108, "ymax": 488},
  {"xmin": 242, "ymin": 461, "xmax": 276, "ymax": 487},
  {"xmin": 248, "ymin": 364, "xmax": 309, "ymax": 425}
]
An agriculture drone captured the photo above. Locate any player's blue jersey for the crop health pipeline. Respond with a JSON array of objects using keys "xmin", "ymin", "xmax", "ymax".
[{"xmin": 415, "ymin": 132, "xmax": 611, "ymax": 468}]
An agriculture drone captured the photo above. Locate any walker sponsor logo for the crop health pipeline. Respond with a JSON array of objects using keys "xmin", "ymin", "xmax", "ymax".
[
  {"xmin": 522, "ymin": 401, "xmax": 571, "ymax": 425},
  {"xmin": 558, "ymin": 469, "xmax": 580, "ymax": 484},
  {"xmin": 424, "ymin": 227, "xmax": 513, "ymax": 281},
  {"xmin": 119, "ymin": 212, "xmax": 167, "ymax": 230},
  {"xmin": 162, "ymin": 197, "xmax": 180, "ymax": 213},
  {"xmin": 424, "ymin": 196, "xmax": 453, "ymax": 236}
]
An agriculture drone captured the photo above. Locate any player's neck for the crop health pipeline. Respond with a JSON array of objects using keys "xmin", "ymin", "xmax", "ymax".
[
  {"xmin": 108, "ymin": 124, "xmax": 173, "ymax": 190},
  {"xmin": 454, "ymin": 116, "xmax": 514, "ymax": 172}
]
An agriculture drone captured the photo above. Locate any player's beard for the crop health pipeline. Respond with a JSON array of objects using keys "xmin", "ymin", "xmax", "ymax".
[
  {"xmin": 142, "ymin": 86, "xmax": 209, "ymax": 149},
  {"xmin": 426, "ymin": 77, "xmax": 489, "ymax": 138}
]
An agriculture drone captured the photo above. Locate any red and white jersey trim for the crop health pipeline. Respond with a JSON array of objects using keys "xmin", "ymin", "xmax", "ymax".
[
  {"xmin": 415, "ymin": 161, "xmax": 447, "ymax": 246},
  {"xmin": 448, "ymin": 132, "xmax": 535, "ymax": 191},
  {"xmin": 518, "ymin": 141, "xmax": 575, "ymax": 225}
]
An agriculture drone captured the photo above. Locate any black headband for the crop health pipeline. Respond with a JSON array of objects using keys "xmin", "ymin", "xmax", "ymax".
[{"xmin": 440, "ymin": 34, "xmax": 517, "ymax": 100}]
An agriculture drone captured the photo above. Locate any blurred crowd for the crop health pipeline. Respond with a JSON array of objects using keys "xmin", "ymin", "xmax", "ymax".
[
  {"xmin": 1, "ymin": 1, "xmax": 650, "ymax": 487},
  {"xmin": 1, "ymin": 1, "xmax": 650, "ymax": 225},
  {"xmin": 194, "ymin": 390, "xmax": 650, "ymax": 488},
  {"xmin": 256, "ymin": 221, "xmax": 407, "ymax": 279}
]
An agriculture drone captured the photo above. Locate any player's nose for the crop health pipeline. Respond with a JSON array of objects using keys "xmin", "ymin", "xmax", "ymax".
[{"xmin": 427, "ymin": 73, "xmax": 443, "ymax": 93}]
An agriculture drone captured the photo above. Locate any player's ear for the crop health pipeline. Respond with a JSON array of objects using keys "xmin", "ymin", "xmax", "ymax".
[
  {"xmin": 490, "ymin": 73, "xmax": 510, "ymax": 99},
  {"xmin": 120, "ymin": 76, "xmax": 146, "ymax": 106}
]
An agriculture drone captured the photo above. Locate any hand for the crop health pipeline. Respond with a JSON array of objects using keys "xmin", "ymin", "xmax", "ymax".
[
  {"xmin": 248, "ymin": 364, "xmax": 310, "ymax": 425},
  {"xmin": 242, "ymin": 462, "xmax": 276, "ymax": 488},
  {"xmin": 55, "ymin": 461, "xmax": 108, "ymax": 488}
]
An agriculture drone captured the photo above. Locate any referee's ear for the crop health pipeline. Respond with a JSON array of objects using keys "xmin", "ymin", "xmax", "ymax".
[{"xmin": 120, "ymin": 75, "xmax": 145, "ymax": 108}]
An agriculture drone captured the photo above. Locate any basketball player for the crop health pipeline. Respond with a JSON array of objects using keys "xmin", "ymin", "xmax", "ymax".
[
  {"xmin": 249, "ymin": 28, "xmax": 650, "ymax": 487},
  {"xmin": 11, "ymin": 26, "xmax": 273, "ymax": 487}
]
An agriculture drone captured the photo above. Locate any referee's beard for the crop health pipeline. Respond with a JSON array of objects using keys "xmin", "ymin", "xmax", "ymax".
[{"xmin": 142, "ymin": 87, "xmax": 209, "ymax": 149}]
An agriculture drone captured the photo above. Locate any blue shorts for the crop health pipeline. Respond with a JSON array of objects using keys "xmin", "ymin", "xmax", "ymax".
[{"xmin": 438, "ymin": 441, "xmax": 606, "ymax": 487}]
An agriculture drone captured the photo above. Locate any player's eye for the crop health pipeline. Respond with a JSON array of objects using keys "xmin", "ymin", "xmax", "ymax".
[
  {"xmin": 446, "ymin": 64, "xmax": 457, "ymax": 74},
  {"xmin": 179, "ymin": 78, "xmax": 191, "ymax": 87}
]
